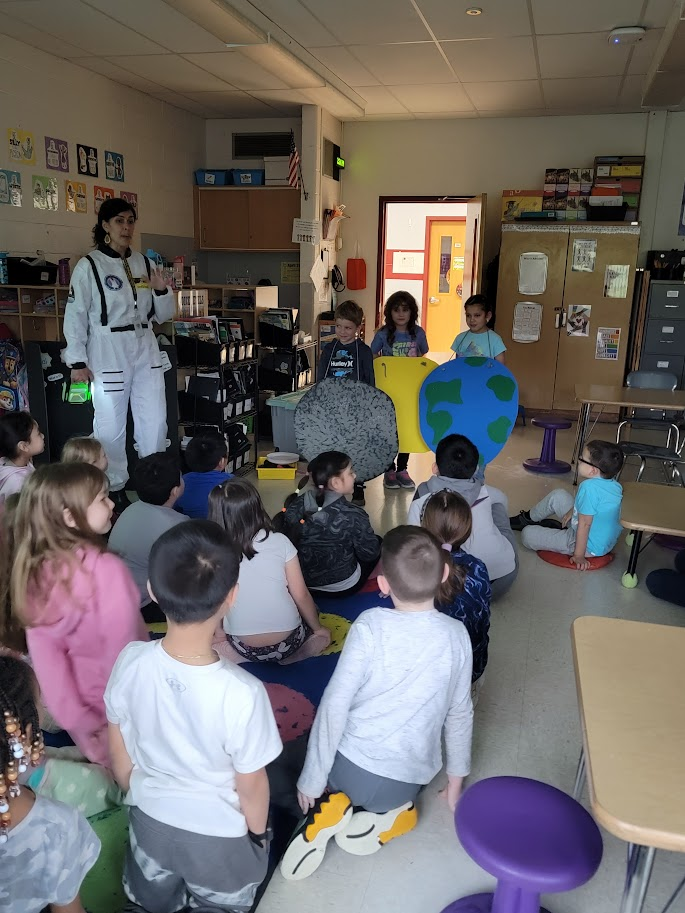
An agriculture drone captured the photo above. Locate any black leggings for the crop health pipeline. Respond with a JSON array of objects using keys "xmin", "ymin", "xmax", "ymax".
[
  {"xmin": 645, "ymin": 548, "xmax": 685, "ymax": 608},
  {"xmin": 388, "ymin": 453, "xmax": 409, "ymax": 473}
]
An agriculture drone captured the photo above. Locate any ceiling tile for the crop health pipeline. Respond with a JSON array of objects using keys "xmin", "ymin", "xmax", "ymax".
[
  {"xmin": 442, "ymin": 36, "xmax": 537, "ymax": 81},
  {"xmin": 417, "ymin": 0, "xmax": 532, "ymax": 40},
  {"xmin": 83, "ymin": 0, "xmax": 228, "ymax": 53},
  {"xmin": 243, "ymin": 43, "xmax": 325, "ymax": 88},
  {"xmin": 147, "ymin": 89, "xmax": 215, "ymax": 117},
  {"xmin": 308, "ymin": 45, "xmax": 380, "ymax": 86},
  {"xmin": 249, "ymin": 0, "xmax": 339, "ymax": 47},
  {"xmin": 181, "ymin": 90, "xmax": 280, "ymax": 116},
  {"xmin": 355, "ymin": 85, "xmax": 410, "ymax": 115},
  {"xmin": 0, "ymin": 10, "xmax": 88, "ymax": 57},
  {"xmin": 163, "ymin": 0, "xmax": 267, "ymax": 46},
  {"xmin": 351, "ymin": 43, "xmax": 454, "ymax": 85},
  {"xmin": 464, "ymin": 79, "xmax": 543, "ymax": 110},
  {"xmin": 389, "ymin": 82, "xmax": 474, "ymax": 113},
  {"xmin": 304, "ymin": 85, "xmax": 365, "ymax": 117},
  {"xmin": 105, "ymin": 54, "xmax": 232, "ymax": 91},
  {"xmin": 75, "ymin": 56, "xmax": 166, "ymax": 92},
  {"xmin": 182, "ymin": 52, "xmax": 290, "ymax": 90},
  {"xmin": 249, "ymin": 88, "xmax": 312, "ymax": 114},
  {"xmin": 542, "ymin": 76, "xmax": 622, "ymax": 108},
  {"xmin": 479, "ymin": 108, "xmax": 547, "ymax": 118},
  {"xmin": 628, "ymin": 29, "xmax": 664, "ymax": 74},
  {"xmin": 0, "ymin": 0, "xmax": 167, "ymax": 56},
  {"xmin": 619, "ymin": 74, "xmax": 648, "ymax": 108},
  {"xmin": 298, "ymin": 0, "xmax": 430, "ymax": 45},
  {"xmin": 531, "ymin": 0, "xmax": 645, "ymax": 35},
  {"xmin": 537, "ymin": 33, "xmax": 630, "ymax": 78},
  {"xmin": 413, "ymin": 110, "xmax": 477, "ymax": 118},
  {"xmin": 642, "ymin": 0, "xmax": 681, "ymax": 28}
]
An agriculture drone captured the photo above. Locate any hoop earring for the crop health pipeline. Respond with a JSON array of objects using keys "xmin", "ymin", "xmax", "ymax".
[{"xmin": 104, "ymin": 232, "xmax": 111, "ymax": 245}]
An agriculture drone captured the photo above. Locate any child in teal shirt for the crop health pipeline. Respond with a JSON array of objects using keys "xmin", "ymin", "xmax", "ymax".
[{"xmin": 451, "ymin": 294, "xmax": 506, "ymax": 363}]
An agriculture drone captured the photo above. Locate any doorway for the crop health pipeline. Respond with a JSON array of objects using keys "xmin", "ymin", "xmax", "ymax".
[{"xmin": 377, "ymin": 196, "xmax": 486, "ymax": 356}]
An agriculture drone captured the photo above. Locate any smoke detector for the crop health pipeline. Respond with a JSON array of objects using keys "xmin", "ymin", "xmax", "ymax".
[{"xmin": 608, "ymin": 27, "xmax": 646, "ymax": 46}]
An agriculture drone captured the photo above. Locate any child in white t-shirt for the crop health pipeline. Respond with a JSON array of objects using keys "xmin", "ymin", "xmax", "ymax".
[
  {"xmin": 209, "ymin": 479, "xmax": 331, "ymax": 664},
  {"xmin": 105, "ymin": 520, "xmax": 282, "ymax": 913}
]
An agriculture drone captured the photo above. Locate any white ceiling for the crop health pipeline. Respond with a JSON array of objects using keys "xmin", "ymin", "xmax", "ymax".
[{"xmin": 0, "ymin": 0, "xmax": 682, "ymax": 119}]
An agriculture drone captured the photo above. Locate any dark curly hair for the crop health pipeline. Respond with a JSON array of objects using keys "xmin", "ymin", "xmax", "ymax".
[
  {"xmin": 92, "ymin": 198, "xmax": 137, "ymax": 246},
  {"xmin": 382, "ymin": 290, "xmax": 419, "ymax": 346},
  {"xmin": 0, "ymin": 656, "xmax": 40, "ymax": 779}
]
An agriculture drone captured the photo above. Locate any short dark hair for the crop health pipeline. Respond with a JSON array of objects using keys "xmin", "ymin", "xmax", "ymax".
[
  {"xmin": 93, "ymin": 198, "xmax": 137, "ymax": 246},
  {"xmin": 208, "ymin": 479, "xmax": 272, "ymax": 559},
  {"xmin": 586, "ymin": 439, "xmax": 624, "ymax": 479},
  {"xmin": 0, "ymin": 411, "xmax": 36, "ymax": 460},
  {"xmin": 435, "ymin": 434, "xmax": 479, "ymax": 479},
  {"xmin": 148, "ymin": 520, "xmax": 240, "ymax": 624},
  {"xmin": 464, "ymin": 294, "xmax": 491, "ymax": 313},
  {"xmin": 381, "ymin": 526, "xmax": 444, "ymax": 603},
  {"xmin": 308, "ymin": 451, "xmax": 352, "ymax": 508},
  {"xmin": 185, "ymin": 432, "xmax": 227, "ymax": 473},
  {"xmin": 335, "ymin": 300, "xmax": 363, "ymax": 327},
  {"xmin": 133, "ymin": 452, "xmax": 181, "ymax": 506}
]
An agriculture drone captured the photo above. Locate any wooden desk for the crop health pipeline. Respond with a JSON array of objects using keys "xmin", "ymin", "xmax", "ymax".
[
  {"xmin": 572, "ymin": 384, "xmax": 685, "ymax": 484},
  {"xmin": 572, "ymin": 616, "xmax": 685, "ymax": 913},
  {"xmin": 620, "ymin": 482, "xmax": 685, "ymax": 587}
]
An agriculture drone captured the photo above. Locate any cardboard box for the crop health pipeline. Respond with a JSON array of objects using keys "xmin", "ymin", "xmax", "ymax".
[{"xmin": 501, "ymin": 190, "xmax": 543, "ymax": 221}]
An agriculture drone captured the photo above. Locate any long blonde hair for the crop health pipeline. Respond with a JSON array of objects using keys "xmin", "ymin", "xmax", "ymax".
[
  {"xmin": 420, "ymin": 490, "xmax": 473, "ymax": 604},
  {"xmin": 2, "ymin": 463, "xmax": 108, "ymax": 624}
]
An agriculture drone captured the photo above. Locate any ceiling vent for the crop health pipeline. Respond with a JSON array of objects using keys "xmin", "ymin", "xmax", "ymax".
[{"xmin": 232, "ymin": 133, "xmax": 292, "ymax": 159}]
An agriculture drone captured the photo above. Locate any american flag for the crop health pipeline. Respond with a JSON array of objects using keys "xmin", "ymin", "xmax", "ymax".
[{"xmin": 288, "ymin": 131, "xmax": 300, "ymax": 189}]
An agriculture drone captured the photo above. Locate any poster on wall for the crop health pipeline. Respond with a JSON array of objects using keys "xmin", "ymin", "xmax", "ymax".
[
  {"xmin": 77, "ymin": 144, "xmax": 98, "ymax": 177},
  {"xmin": 8, "ymin": 128, "xmax": 35, "ymax": 165},
  {"xmin": 65, "ymin": 180, "xmax": 87, "ymax": 213},
  {"xmin": 280, "ymin": 261, "xmax": 299, "ymax": 284},
  {"xmin": 94, "ymin": 185, "xmax": 114, "ymax": 214},
  {"xmin": 603, "ymin": 264, "xmax": 630, "ymax": 298},
  {"xmin": 32, "ymin": 175, "xmax": 58, "ymax": 211},
  {"xmin": 512, "ymin": 301, "xmax": 542, "ymax": 343},
  {"xmin": 571, "ymin": 239, "xmax": 596, "ymax": 272},
  {"xmin": 45, "ymin": 136, "xmax": 69, "ymax": 172},
  {"xmin": 517, "ymin": 252, "xmax": 547, "ymax": 295},
  {"xmin": 120, "ymin": 190, "xmax": 138, "ymax": 211},
  {"xmin": 567, "ymin": 305, "xmax": 591, "ymax": 337},
  {"xmin": 0, "ymin": 170, "xmax": 22, "ymax": 206},
  {"xmin": 595, "ymin": 326, "xmax": 621, "ymax": 360},
  {"xmin": 105, "ymin": 151, "xmax": 125, "ymax": 182}
]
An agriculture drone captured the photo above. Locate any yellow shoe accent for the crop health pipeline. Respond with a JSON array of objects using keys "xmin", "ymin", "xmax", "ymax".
[
  {"xmin": 304, "ymin": 792, "xmax": 352, "ymax": 843},
  {"xmin": 378, "ymin": 804, "xmax": 418, "ymax": 845}
]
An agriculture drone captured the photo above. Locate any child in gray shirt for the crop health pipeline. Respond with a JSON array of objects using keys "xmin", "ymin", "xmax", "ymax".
[{"xmin": 280, "ymin": 526, "xmax": 473, "ymax": 880}]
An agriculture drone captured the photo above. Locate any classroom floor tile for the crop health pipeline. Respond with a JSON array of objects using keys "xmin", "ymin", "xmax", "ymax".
[{"xmin": 251, "ymin": 422, "xmax": 685, "ymax": 913}]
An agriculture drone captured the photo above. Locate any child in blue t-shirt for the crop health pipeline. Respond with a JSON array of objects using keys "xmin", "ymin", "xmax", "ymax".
[
  {"xmin": 512, "ymin": 440, "xmax": 624, "ymax": 569},
  {"xmin": 451, "ymin": 294, "xmax": 506, "ymax": 363},
  {"xmin": 371, "ymin": 290, "xmax": 429, "ymax": 491},
  {"xmin": 175, "ymin": 431, "xmax": 233, "ymax": 519}
]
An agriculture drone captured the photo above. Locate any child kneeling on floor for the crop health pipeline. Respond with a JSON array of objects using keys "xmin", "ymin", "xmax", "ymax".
[
  {"xmin": 511, "ymin": 439, "xmax": 624, "ymax": 569},
  {"xmin": 105, "ymin": 520, "xmax": 282, "ymax": 913},
  {"xmin": 280, "ymin": 526, "xmax": 473, "ymax": 880}
]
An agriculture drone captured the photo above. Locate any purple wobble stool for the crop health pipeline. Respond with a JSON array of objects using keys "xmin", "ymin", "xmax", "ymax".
[
  {"xmin": 523, "ymin": 417, "xmax": 572, "ymax": 474},
  {"xmin": 441, "ymin": 777, "xmax": 603, "ymax": 913}
]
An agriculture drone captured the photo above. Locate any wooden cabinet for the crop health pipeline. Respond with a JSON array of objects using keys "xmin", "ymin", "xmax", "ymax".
[
  {"xmin": 0, "ymin": 284, "xmax": 67, "ymax": 347},
  {"xmin": 194, "ymin": 187, "xmax": 300, "ymax": 251}
]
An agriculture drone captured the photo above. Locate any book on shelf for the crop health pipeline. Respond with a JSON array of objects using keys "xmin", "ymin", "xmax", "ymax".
[{"xmin": 173, "ymin": 316, "xmax": 219, "ymax": 343}]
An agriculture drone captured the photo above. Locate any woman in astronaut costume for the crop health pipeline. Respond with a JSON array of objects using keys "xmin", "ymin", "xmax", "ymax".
[{"xmin": 63, "ymin": 198, "xmax": 175, "ymax": 499}]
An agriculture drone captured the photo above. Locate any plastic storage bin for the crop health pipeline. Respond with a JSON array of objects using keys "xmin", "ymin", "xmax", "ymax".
[
  {"xmin": 266, "ymin": 389, "xmax": 309, "ymax": 453},
  {"xmin": 7, "ymin": 257, "xmax": 58, "ymax": 285},
  {"xmin": 194, "ymin": 169, "xmax": 228, "ymax": 186},
  {"xmin": 256, "ymin": 457, "xmax": 297, "ymax": 480},
  {"xmin": 228, "ymin": 169, "xmax": 265, "ymax": 186}
]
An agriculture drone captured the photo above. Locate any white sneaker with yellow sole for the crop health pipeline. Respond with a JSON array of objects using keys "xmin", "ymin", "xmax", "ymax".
[
  {"xmin": 280, "ymin": 792, "xmax": 353, "ymax": 880},
  {"xmin": 334, "ymin": 801, "xmax": 418, "ymax": 855}
]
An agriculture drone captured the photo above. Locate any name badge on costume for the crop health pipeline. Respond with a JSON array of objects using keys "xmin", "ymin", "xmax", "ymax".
[
  {"xmin": 134, "ymin": 279, "xmax": 150, "ymax": 290},
  {"xmin": 134, "ymin": 319, "xmax": 144, "ymax": 337}
]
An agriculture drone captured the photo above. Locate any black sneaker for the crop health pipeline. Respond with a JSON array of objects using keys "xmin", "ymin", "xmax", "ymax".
[{"xmin": 510, "ymin": 510, "xmax": 535, "ymax": 531}]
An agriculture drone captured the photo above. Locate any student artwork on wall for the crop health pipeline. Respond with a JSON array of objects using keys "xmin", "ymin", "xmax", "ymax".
[
  {"xmin": 567, "ymin": 305, "xmax": 591, "ymax": 337},
  {"xmin": 8, "ymin": 128, "xmax": 35, "ymax": 165},
  {"xmin": 518, "ymin": 252, "xmax": 547, "ymax": 295},
  {"xmin": 0, "ymin": 170, "xmax": 22, "ymax": 206},
  {"xmin": 94, "ymin": 185, "xmax": 114, "ymax": 214},
  {"xmin": 603, "ymin": 265, "xmax": 630, "ymax": 298},
  {"xmin": 44, "ymin": 136, "xmax": 69, "ymax": 172},
  {"xmin": 32, "ymin": 175, "xmax": 58, "ymax": 211},
  {"xmin": 105, "ymin": 151, "xmax": 125, "ymax": 182},
  {"xmin": 571, "ymin": 239, "xmax": 596, "ymax": 272},
  {"xmin": 65, "ymin": 180, "xmax": 87, "ymax": 213},
  {"xmin": 120, "ymin": 190, "xmax": 138, "ymax": 212},
  {"xmin": 77, "ymin": 144, "xmax": 98, "ymax": 177},
  {"xmin": 595, "ymin": 327, "xmax": 621, "ymax": 360}
]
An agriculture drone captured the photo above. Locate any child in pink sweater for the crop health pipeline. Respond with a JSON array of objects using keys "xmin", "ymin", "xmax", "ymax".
[
  {"xmin": 0, "ymin": 410, "xmax": 45, "ymax": 504},
  {"xmin": 0, "ymin": 462, "xmax": 146, "ymax": 768}
]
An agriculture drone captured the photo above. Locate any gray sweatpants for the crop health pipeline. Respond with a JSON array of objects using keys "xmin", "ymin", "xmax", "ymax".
[
  {"xmin": 328, "ymin": 752, "xmax": 420, "ymax": 813},
  {"xmin": 521, "ymin": 489, "xmax": 576, "ymax": 554},
  {"xmin": 491, "ymin": 503, "xmax": 519, "ymax": 601},
  {"xmin": 124, "ymin": 806, "xmax": 268, "ymax": 913}
]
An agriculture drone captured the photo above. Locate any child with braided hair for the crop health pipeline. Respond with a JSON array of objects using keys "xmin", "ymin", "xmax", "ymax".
[{"xmin": 0, "ymin": 655, "xmax": 100, "ymax": 912}]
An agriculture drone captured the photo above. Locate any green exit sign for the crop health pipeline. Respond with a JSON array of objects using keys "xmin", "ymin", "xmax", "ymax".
[{"xmin": 336, "ymin": 156, "xmax": 345, "ymax": 169}]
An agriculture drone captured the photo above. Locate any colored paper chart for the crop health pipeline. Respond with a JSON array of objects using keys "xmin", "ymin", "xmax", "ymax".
[
  {"xmin": 32, "ymin": 175, "xmax": 58, "ymax": 211},
  {"xmin": 65, "ymin": 180, "xmax": 87, "ymax": 213},
  {"xmin": 94, "ymin": 185, "xmax": 114, "ymax": 214},
  {"xmin": 8, "ymin": 128, "xmax": 34, "ymax": 165},
  {"xmin": 0, "ymin": 170, "xmax": 22, "ymax": 206},
  {"xmin": 105, "ymin": 151, "xmax": 125, "ymax": 182},
  {"xmin": 374, "ymin": 356, "xmax": 438, "ymax": 453},
  {"xmin": 419, "ymin": 358, "xmax": 519, "ymax": 465}
]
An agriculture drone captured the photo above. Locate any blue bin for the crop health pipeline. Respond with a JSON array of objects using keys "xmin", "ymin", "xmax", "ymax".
[
  {"xmin": 194, "ymin": 169, "xmax": 228, "ymax": 186},
  {"xmin": 228, "ymin": 169, "xmax": 265, "ymax": 186}
]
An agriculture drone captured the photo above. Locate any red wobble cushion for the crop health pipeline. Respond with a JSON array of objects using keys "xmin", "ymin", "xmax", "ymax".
[{"xmin": 537, "ymin": 550, "xmax": 615, "ymax": 570}]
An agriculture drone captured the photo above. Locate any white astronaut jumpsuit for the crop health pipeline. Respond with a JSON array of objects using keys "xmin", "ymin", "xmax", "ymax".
[{"xmin": 62, "ymin": 247, "xmax": 176, "ymax": 491}]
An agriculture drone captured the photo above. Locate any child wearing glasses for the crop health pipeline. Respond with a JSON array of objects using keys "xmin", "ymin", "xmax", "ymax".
[{"xmin": 510, "ymin": 440, "xmax": 624, "ymax": 569}]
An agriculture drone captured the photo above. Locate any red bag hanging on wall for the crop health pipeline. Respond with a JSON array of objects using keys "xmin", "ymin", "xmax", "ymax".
[{"xmin": 347, "ymin": 241, "xmax": 366, "ymax": 290}]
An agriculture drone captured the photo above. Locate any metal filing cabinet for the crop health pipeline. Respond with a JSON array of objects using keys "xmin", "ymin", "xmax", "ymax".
[{"xmin": 639, "ymin": 281, "xmax": 685, "ymax": 386}]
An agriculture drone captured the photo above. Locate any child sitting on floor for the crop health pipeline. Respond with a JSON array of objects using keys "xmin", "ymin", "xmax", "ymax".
[
  {"xmin": 105, "ymin": 520, "xmax": 282, "ymax": 913},
  {"xmin": 208, "ymin": 479, "xmax": 331, "ymax": 664},
  {"xmin": 0, "ymin": 655, "xmax": 101, "ymax": 913},
  {"xmin": 0, "ymin": 411, "xmax": 45, "ymax": 504},
  {"xmin": 0, "ymin": 463, "xmax": 146, "ymax": 767},
  {"xmin": 280, "ymin": 526, "xmax": 473, "ymax": 880},
  {"xmin": 175, "ymin": 431, "xmax": 233, "ymax": 519},
  {"xmin": 511, "ymin": 439, "xmax": 624, "ymax": 569},
  {"xmin": 408, "ymin": 433, "xmax": 517, "ymax": 600},
  {"xmin": 279, "ymin": 451, "xmax": 381, "ymax": 596},
  {"xmin": 61, "ymin": 435, "xmax": 108, "ymax": 472},
  {"xmin": 421, "ymin": 490, "xmax": 491, "ymax": 688}
]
